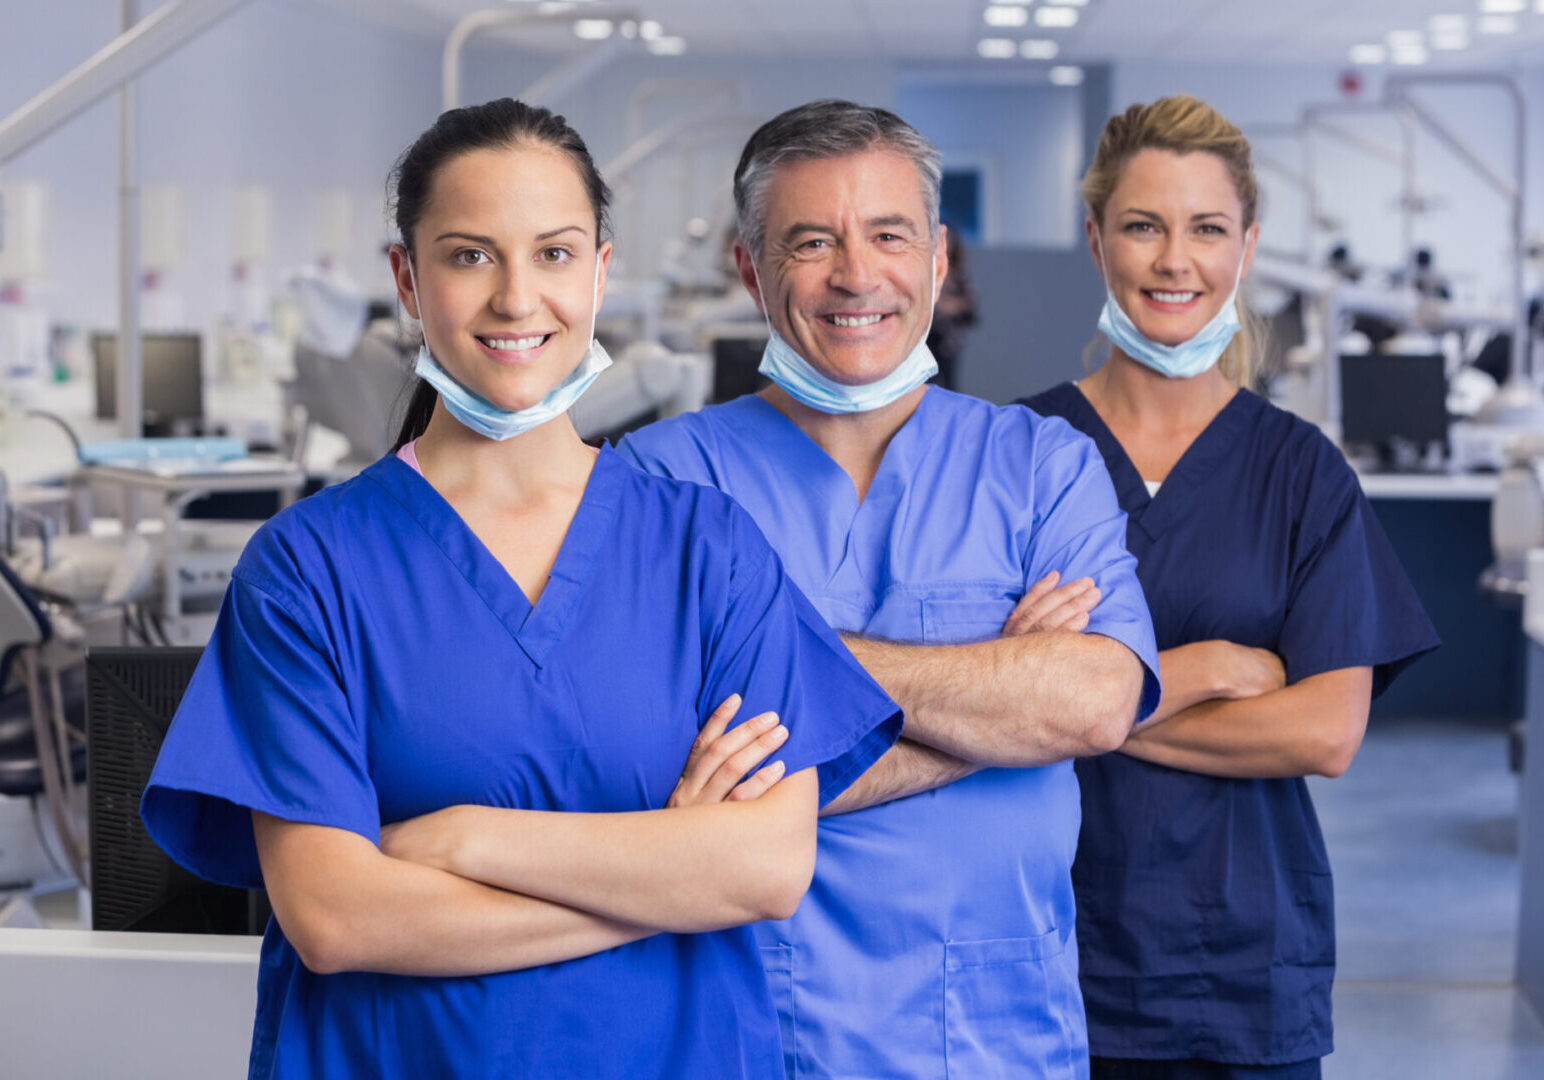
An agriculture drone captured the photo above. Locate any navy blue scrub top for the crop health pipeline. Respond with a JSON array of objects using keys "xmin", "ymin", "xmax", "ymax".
[
  {"xmin": 141, "ymin": 446, "xmax": 901, "ymax": 1080},
  {"xmin": 1023, "ymin": 383, "xmax": 1438, "ymax": 1066}
]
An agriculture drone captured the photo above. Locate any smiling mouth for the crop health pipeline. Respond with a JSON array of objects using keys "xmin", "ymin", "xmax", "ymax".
[
  {"xmin": 1143, "ymin": 290, "xmax": 1200, "ymax": 304},
  {"xmin": 824, "ymin": 313, "xmax": 889, "ymax": 328},
  {"xmin": 478, "ymin": 333, "xmax": 553, "ymax": 352}
]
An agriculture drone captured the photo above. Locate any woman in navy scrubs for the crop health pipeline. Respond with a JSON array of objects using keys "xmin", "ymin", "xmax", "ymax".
[
  {"xmin": 1023, "ymin": 95, "xmax": 1438, "ymax": 1079},
  {"xmin": 141, "ymin": 99, "xmax": 899, "ymax": 1079}
]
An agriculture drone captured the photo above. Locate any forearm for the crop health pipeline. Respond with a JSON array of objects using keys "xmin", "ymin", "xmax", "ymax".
[
  {"xmin": 1146, "ymin": 642, "xmax": 1234, "ymax": 725},
  {"xmin": 844, "ymin": 631, "xmax": 1144, "ymax": 767},
  {"xmin": 821, "ymin": 737, "xmax": 979, "ymax": 816},
  {"xmin": 253, "ymin": 813, "xmax": 652, "ymax": 977},
  {"xmin": 443, "ymin": 770, "xmax": 818, "ymax": 933},
  {"xmin": 1119, "ymin": 667, "xmax": 1373, "ymax": 779}
]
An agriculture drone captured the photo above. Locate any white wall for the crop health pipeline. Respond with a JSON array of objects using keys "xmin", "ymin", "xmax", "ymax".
[{"xmin": 0, "ymin": 0, "xmax": 441, "ymax": 334}]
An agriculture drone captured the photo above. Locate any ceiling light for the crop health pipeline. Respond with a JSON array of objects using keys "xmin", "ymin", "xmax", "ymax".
[
  {"xmin": 536, "ymin": 1, "xmax": 575, "ymax": 11},
  {"xmin": 1386, "ymin": 29, "xmax": 1423, "ymax": 48},
  {"xmin": 647, "ymin": 35, "xmax": 687, "ymax": 55},
  {"xmin": 1046, "ymin": 0, "xmax": 1090, "ymax": 5},
  {"xmin": 573, "ymin": 18, "xmax": 613, "ymax": 39},
  {"xmin": 1348, "ymin": 43, "xmax": 1387, "ymax": 64},
  {"xmin": 1480, "ymin": 0, "xmax": 1523, "ymax": 11},
  {"xmin": 1479, "ymin": 13, "xmax": 1519, "ymax": 30},
  {"xmin": 984, "ymin": 6, "xmax": 1030, "ymax": 27},
  {"xmin": 1035, "ymin": 7, "xmax": 1078, "ymax": 27},
  {"xmin": 977, "ymin": 37, "xmax": 1017, "ymax": 58},
  {"xmin": 1020, "ymin": 38, "xmax": 1060, "ymax": 58},
  {"xmin": 1430, "ymin": 29, "xmax": 1469, "ymax": 48},
  {"xmin": 1049, "ymin": 65, "xmax": 1084, "ymax": 85},
  {"xmin": 1428, "ymin": 14, "xmax": 1468, "ymax": 32},
  {"xmin": 1391, "ymin": 45, "xmax": 1430, "ymax": 64},
  {"xmin": 639, "ymin": 20, "xmax": 662, "ymax": 39}
]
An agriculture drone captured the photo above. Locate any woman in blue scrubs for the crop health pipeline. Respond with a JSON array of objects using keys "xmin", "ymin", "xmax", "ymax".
[
  {"xmin": 1023, "ymin": 96, "xmax": 1439, "ymax": 1079},
  {"xmin": 140, "ymin": 98, "xmax": 899, "ymax": 1079}
]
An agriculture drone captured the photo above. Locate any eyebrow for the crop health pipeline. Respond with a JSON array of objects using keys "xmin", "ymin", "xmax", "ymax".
[
  {"xmin": 432, "ymin": 224, "xmax": 590, "ymax": 245},
  {"xmin": 778, "ymin": 214, "xmax": 921, "ymax": 243},
  {"xmin": 1119, "ymin": 208, "xmax": 1236, "ymax": 224}
]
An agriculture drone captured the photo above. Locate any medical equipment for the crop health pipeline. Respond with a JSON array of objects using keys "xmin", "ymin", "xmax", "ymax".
[{"xmin": 91, "ymin": 332, "xmax": 203, "ymax": 436}]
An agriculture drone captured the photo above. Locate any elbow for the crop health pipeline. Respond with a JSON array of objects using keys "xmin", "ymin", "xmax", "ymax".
[
  {"xmin": 1309, "ymin": 730, "xmax": 1362, "ymax": 779},
  {"xmin": 1081, "ymin": 649, "xmax": 1145, "ymax": 756},
  {"xmin": 741, "ymin": 820, "xmax": 817, "ymax": 924},
  {"xmin": 281, "ymin": 907, "xmax": 359, "ymax": 976}
]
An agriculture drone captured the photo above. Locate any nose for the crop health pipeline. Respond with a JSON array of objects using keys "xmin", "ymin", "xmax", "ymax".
[
  {"xmin": 1152, "ymin": 232, "xmax": 1193, "ymax": 279},
  {"xmin": 829, "ymin": 242, "xmax": 880, "ymax": 295},
  {"xmin": 489, "ymin": 265, "xmax": 541, "ymax": 320}
]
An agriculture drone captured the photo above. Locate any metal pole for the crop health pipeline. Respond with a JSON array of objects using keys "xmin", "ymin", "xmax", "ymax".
[
  {"xmin": 442, "ymin": 7, "xmax": 638, "ymax": 114},
  {"xmin": 118, "ymin": 0, "xmax": 142, "ymax": 439}
]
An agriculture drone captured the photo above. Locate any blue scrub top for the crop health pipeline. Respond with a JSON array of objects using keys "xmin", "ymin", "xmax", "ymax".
[
  {"xmin": 141, "ymin": 446, "xmax": 901, "ymax": 1080},
  {"xmin": 1023, "ymin": 383, "xmax": 1439, "ymax": 1066},
  {"xmin": 621, "ymin": 387, "xmax": 1160, "ymax": 1079}
]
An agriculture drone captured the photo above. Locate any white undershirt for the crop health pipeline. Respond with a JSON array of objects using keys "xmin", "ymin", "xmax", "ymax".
[{"xmin": 1144, "ymin": 480, "xmax": 1162, "ymax": 497}]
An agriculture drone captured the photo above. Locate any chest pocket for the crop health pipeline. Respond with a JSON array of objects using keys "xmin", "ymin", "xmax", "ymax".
[{"xmin": 921, "ymin": 590, "xmax": 1019, "ymax": 645}]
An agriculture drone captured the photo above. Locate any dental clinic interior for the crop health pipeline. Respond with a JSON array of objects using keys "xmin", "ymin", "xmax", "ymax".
[{"xmin": 6, "ymin": 0, "xmax": 1544, "ymax": 1076}]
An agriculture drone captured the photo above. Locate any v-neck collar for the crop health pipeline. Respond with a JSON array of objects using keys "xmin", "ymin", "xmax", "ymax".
[
  {"xmin": 1043, "ymin": 382, "xmax": 1261, "ymax": 540},
  {"xmin": 363, "ymin": 444, "xmax": 625, "ymax": 668}
]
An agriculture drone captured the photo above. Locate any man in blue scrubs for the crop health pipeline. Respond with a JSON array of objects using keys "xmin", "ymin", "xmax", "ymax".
[{"xmin": 620, "ymin": 100, "xmax": 1161, "ymax": 1078}]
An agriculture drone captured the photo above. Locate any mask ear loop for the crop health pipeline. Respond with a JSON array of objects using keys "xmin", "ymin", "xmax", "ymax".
[{"xmin": 405, "ymin": 253, "xmax": 429, "ymax": 354}]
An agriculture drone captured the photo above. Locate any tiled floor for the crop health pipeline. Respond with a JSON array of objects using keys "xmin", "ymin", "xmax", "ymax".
[{"xmin": 1313, "ymin": 717, "xmax": 1544, "ymax": 1079}]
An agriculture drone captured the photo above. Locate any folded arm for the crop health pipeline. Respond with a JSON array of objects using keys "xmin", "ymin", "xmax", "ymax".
[
  {"xmin": 843, "ymin": 629, "xmax": 1145, "ymax": 768},
  {"xmin": 1119, "ymin": 664, "xmax": 1372, "ymax": 778},
  {"xmin": 381, "ymin": 768, "xmax": 819, "ymax": 934},
  {"xmin": 253, "ymin": 812, "xmax": 653, "ymax": 977}
]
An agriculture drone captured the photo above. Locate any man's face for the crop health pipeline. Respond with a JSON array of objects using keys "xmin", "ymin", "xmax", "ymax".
[{"xmin": 736, "ymin": 150, "xmax": 946, "ymax": 386}]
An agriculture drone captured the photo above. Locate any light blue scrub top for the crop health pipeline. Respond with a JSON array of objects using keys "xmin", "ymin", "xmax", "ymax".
[
  {"xmin": 621, "ymin": 388, "xmax": 1160, "ymax": 1079},
  {"xmin": 141, "ymin": 447, "xmax": 901, "ymax": 1080}
]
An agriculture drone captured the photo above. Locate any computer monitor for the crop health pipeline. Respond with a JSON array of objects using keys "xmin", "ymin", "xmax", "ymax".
[
  {"xmin": 1338, "ymin": 353, "xmax": 1449, "ymax": 465},
  {"xmin": 709, "ymin": 334, "xmax": 769, "ymax": 404},
  {"xmin": 87, "ymin": 647, "xmax": 270, "ymax": 934},
  {"xmin": 91, "ymin": 333, "xmax": 205, "ymax": 436}
]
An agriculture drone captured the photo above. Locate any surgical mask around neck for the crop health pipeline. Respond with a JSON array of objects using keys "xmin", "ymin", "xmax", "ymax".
[
  {"xmin": 749, "ymin": 255, "xmax": 939, "ymax": 414},
  {"xmin": 406, "ymin": 254, "xmax": 612, "ymax": 441},
  {"xmin": 1093, "ymin": 230, "xmax": 1248, "ymax": 380}
]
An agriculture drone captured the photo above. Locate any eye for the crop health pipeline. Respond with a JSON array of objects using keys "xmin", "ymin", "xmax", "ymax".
[
  {"xmin": 1197, "ymin": 223, "xmax": 1229, "ymax": 236},
  {"xmin": 538, "ymin": 246, "xmax": 574, "ymax": 264},
  {"xmin": 1122, "ymin": 221, "xmax": 1156, "ymax": 235},
  {"xmin": 799, "ymin": 238, "xmax": 829, "ymax": 250},
  {"xmin": 452, "ymin": 248, "xmax": 490, "ymax": 266}
]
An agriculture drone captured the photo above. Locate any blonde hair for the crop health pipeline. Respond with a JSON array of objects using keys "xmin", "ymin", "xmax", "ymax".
[{"xmin": 1081, "ymin": 95, "xmax": 1266, "ymax": 388}]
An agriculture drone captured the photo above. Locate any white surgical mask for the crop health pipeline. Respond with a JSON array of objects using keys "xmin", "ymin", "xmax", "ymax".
[
  {"xmin": 1093, "ymin": 230, "xmax": 1249, "ymax": 380},
  {"xmin": 749, "ymin": 255, "xmax": 939, "ymax": 414},
  {"xmin": 405, "ymin": 253, "xmax": 612, "ymax": 441}
]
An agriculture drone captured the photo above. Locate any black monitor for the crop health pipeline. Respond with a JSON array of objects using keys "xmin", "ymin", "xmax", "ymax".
[
  {"xmin": 87, "ymin": 647, "xmax": 270, "ymax": 934},
  {"xmin": 709, "ymin": 334, "xmax": 769, "ymax": 404},
  {"xmin": 91, "ymin": 332, "xmax": 205, "ymax": 436},
  {"xmin": 1338, "ymin": 353, "xmax": 1449, "ymax": 466}
]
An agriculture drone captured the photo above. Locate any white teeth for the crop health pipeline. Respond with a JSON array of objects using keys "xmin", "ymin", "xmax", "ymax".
[
  {"xmin": 1149, "ymin": 291, "xmax": 1198, "ymax": 303},
  {"xmin": 830, "ymin": 314, "xmax": 884, "ymax": 327},
  {"xmin": 483, "ymin": 335, "xmax": 546, "ymax": 351}
]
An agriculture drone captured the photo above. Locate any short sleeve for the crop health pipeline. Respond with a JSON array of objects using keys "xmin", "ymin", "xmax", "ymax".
[
  {"xmin": 699, "ymin": 507, "xmax": 902, "ymax": 807},
  {"xmin": 1022, "ymin": 419, "xmax": 1162, "ymax": 721},
  {"xmin": 140, "ymin": 573, "xmax": 379, "ymax": 889},
  {"xmin": 1276, "ymin": 448, "xmax": 1439, "ymax": 695}
]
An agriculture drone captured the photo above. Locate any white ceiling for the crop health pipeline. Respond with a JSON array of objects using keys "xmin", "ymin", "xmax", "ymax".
[{"xmin": 311, "ymin": 0, "xmax": 1544, "ymax": 67}]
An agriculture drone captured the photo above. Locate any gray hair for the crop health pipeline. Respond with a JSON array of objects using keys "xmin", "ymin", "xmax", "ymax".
[{"xmin": 733, "ymin": 99, "xmax": 943, "ymax": 261}]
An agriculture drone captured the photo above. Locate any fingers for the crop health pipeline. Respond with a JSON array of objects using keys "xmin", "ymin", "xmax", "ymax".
[
  {"xmin": 1003, "ymin": 576, "xmax": 1100, "ymax": 635},
  {"xmin": 670, "ymin": 704, "xmax": 787, "ymax": 807},
  {"xmin": 728, "ymin": 758, "xmax": 787, "ymax": 802}
]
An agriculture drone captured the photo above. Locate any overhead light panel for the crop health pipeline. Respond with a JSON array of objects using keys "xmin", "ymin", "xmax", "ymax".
[
  {"xmin": 1386, "ymin": 29, "xmax": 1423, "ymax": 48},
  {"xmin": 1021, "ymin": 38, "xmax": 1060, "ymax": 58},
  {"xmin": 1049, "ymin": 65, "xmax": 1085, "ymax": 85},
  {"xmin": 1348, "ymin": 43, "xmax": 1387, "ymax": 64},
  {"xmin": 573, "ymin": 18, "xmax": 613, "ymax": 39},
  {"xmin": 1479, "ymin": 0, "xmax": 1523, "ymax": 11},
  {"xmin": 648, "ymin": 35, "xmax": 687, "ymax": 55},
  {"xmin": 1035, "ymin": 7, "xmax": 1079, "ymax": 27},
  {"xmin": 1391, "ymin": 44, "xmax": 1430, "ymax": 64},
  {"xmin": 536, "ymin": 1, "xmax": 575, "ymax": 11},
  {"xmin": 984, "ymin": 6, "xmax": 1030, "ymax": 27},
  {"xmin": 1046, "ymin": 0, "xmax": 1090, "ymax": 5},
  {"xmin": 1428, "ymin": 14, "xmax": 1468, "ymax": 32},
  {"xmin": 977, "ymin": 38, "xmax": 1017, "ymax": 58},
  {"xmin": 1479, "ymin": 13, "xmax": 1519, "ymax": 30}
]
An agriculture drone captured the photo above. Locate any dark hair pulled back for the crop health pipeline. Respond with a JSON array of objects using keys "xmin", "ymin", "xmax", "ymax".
[{"xmin": 389, "ymin": 98, "xmax": 612, "ymax": 449}]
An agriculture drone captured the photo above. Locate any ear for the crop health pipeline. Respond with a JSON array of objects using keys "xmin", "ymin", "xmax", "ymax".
[
  {"xmin": 733, "ymin": 240, "xmax": 766, "ymax": 314},
  {"xmin": 388, "ymin": 244, "xmax": 420, "ymax": 321},
  {"xmin": 1240, "ymin": 222, "xmax": 1260, "ymax": 282},
  {"xmin": 595, "ymin": 240, "xmax": 613, "ymax": 310},
  {"xmin": 1084, "ymin": 217, "xmax": 1104, "ymax": 277},
  {"xmin": 933, "ymin": 224, "xmax": 950, "ymax": 303}
]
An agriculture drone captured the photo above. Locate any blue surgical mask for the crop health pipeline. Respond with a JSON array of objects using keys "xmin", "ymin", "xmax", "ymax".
[
  {"xmin": 750, "ymin": 258, "xmax": 939, "ymax": 414},
  {"xmin": 406, "ymin": 255, "xmax": 612, "ymax": 441},
  {"xmin": 1093, "ymin": 231, "xmax": 1248, "ymax": 380}
]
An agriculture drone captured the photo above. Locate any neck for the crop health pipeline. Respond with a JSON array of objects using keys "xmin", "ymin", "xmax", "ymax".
[
  {"xmin": 760, "ymin": 383, "xmax": 927, "ymax": 501},
  {"xmin": 1082, "ymin": 348, "xmax": 1236, "ymax": 432},
  {"xmin": 414, "ymin": 403, "xmax": 595, "ymax": 505}
]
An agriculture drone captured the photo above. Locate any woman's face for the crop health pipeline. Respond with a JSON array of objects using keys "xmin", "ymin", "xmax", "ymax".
[
  {"xmin": 391, "ymin": 143, "xmax": 608, "ymax": 412},
  {"xmin": 1089, "ymin": 147, "xmax": 1255, "ymax": 349}
]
